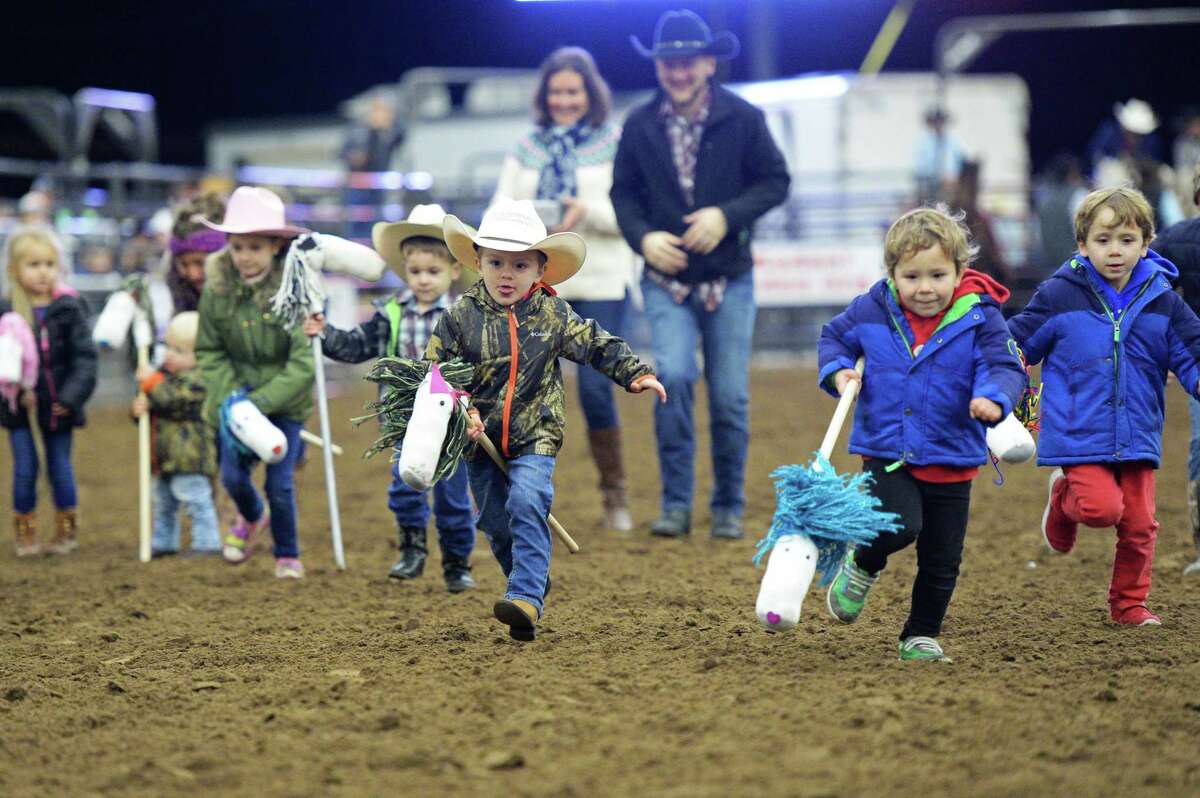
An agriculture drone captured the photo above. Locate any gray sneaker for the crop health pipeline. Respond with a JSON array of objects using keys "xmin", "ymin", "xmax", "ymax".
[
  {"xmin": 898, "ymin": 636, "xmax": 952, "ymax": 662},
  {"xmin": 650, "ymin": 508, "xmax": 691, "ymax": 538},
  {"xmin": 825, "ymin": 550, "xmax": 877, "ymax": 624},
  {"xmin": 710, "ymin": 511, "xmax": 743, "ymax": 540}
]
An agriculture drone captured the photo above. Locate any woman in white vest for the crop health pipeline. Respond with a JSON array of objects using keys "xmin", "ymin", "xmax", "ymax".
[{"xmin": 493, "ymin": 46, "xmax": 638, "ymax": 531}]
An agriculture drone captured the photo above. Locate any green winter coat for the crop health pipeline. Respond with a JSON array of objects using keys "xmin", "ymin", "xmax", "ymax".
[
  {"xmin": 426, "ymin": 281, "xmax": 652, "ymax": 460},
  {"xmin": 143, "ymin": 369, "xmax": 217, "ymax": 476},
  {"xmin": 195, "ymin": 250, "xmax": 314, "ymax": 428}
]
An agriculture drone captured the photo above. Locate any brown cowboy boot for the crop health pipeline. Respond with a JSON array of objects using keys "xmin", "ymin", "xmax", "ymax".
[
  {"xmin": 46, "ymin": 509, "xmax": 79, "ymax": 555},
  {"xmin": 588, "ymin": 427, "xmax": 633, "ymax": 531},
  {"xmin": 14, "ymin": 512, "xmax": 40, "ymax": 557}
]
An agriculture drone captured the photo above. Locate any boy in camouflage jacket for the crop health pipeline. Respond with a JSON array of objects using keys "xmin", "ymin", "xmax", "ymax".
[
  {"xmin": 433, "ymin": 198, "xmax": 666, "ymax": 641},
  {"xmin": 132, "ymin": 312, "xmax": 220, "ymax": 557}
]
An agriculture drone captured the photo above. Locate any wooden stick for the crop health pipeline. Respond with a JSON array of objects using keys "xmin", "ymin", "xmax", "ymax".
[
  {"xmin": 300, "ymin": 429, "xmax": 342, "ymax": 456},
  {"xmin": 817, "ymin": 356, "xmax": 866, "ymax": 463},
  {"xmin": 475, "ymin": 432, "xmax": 579, "ymax": 554},
  {"xmin": 136, "ymin": 344, "xmax": 152, "ymax": 563},
  {"xmin": 311, "ymin": 337, "xmax": 346, "ymax": 570}
]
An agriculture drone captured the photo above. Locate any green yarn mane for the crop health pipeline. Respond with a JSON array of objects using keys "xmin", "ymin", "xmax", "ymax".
[{"xmin": 354, "ymin": 357, "xmax": 474, "ymax": 485}]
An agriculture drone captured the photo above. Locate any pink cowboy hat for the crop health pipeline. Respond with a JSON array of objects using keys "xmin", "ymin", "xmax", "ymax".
[{"xmin": 197, "ymin": 186, "xmax": 309, "ymax": 238}]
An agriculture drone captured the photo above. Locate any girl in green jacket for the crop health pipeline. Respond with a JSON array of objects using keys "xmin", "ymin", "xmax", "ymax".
[{"xmin": 194, "ymin": 187, "xmax": 314, "ymax": 579}]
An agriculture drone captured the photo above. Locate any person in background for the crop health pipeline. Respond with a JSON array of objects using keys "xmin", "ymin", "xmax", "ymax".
[
  {"xmin": 1, "ymin": 227, "xmax": 98, "ymax": 557},
  {"xmin": 494, "ymin": 46, "xmax": 639, "ymax": 531},
  {"xmin": 1088, "ymin": 98, "xmax": 1165, "ymax": 180},
  {"xmin": 611, "ymin": 9, "xmax": 790, "ymax": 540},
  {"xmin": 914, "ymin": 107, "xmax": 966, "ymax": 204}
]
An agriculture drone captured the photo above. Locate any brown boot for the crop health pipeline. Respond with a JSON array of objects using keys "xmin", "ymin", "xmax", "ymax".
[
  {"xmin": 588, "ymin": 427, "xmax": 633, "ymax": 531},
  {"xmin": 46, "ymin": 509, "xmax": 79, "ymax": 555},
  {"xmin": 14, "ymin": 513, "xmax": 40, "ymax": 557}
]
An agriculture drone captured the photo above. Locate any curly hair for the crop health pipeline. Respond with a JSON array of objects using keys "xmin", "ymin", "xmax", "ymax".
[{"xmin": 884, "ymin": 204, "xmax": 978, "ymax": 274}]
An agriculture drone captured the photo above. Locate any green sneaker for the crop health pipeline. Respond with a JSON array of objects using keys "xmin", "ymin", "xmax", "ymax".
[
  {"xmin": 825, "ymin": 550, "xmax": 877, "ymax": 624},
  {"xmin": 898, "ymin": 636, "xmax": 952, "ymax": 663}
]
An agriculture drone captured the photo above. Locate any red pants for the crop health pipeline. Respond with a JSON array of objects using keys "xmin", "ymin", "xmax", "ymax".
[{"xmin": 1053, "ymin": 462, "xmax": 1158, "ymax": 612}]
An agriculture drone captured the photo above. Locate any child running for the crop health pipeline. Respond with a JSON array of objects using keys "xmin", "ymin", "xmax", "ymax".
[
  {"xmin": 1009, "ymin": 187, "xmax": 1200, "ymax": 626},
  {"xmin": 428, "ymin": 197, "xmax": 666, "ymax": 641},
  {"xmin": 818, "ymin": 206, "xmax": 1026, "ymax": 662},
  {"xmin": 303, "ymin": 204, "xmax": 477, "ymax": 592},
  {"xmin": 131, "ymin": 312, "xmax": 220, "ymax": 558},
  {"xmin": 195, "ymin": 187, "xmax": 314, "ymax": 579},
  {"xmin": 1, "ymin": 226, "xmax": 97, "ymax": 556}
]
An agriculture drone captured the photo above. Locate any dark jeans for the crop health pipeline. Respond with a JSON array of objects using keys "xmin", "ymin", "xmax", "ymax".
[
  {"xmin": 9, "ymin": 426, "xmax": 76, "ymax": 513},
  {"xmin": 567, "ymin": 293, "xmax": 629, "ymax": 432},
  {"xmin": 218, "ymin": 416, "xmax": 303, "ymax": 558},
  {"xmin": 387, "ymin": 458, "xmax": 475, "ymax": 560},
  {"xmin": 853, "ymin": 459, "xmax": 973, "ymax": 639}
]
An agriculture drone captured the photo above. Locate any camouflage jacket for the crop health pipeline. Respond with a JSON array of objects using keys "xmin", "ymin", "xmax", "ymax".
[
  {"xmin": 426, "ymin": 281, "xmax": 653, "ymax": 459},
  {"xmin": 196, "ymin": 250, "xmax": 314, "ymax": 428},
  {"xmin": 141, "ymin": 369, "xmax": 217, "ymax": 477}
]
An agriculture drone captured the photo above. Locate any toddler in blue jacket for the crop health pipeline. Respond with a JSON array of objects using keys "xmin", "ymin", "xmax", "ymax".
[
  {"xmin": 818, "ymin": 206, "xmax": 1027, "ymax": 662},
  {"xmin": 1009, "ymin": 187, "xmax": 1200, "ymax": 627}
]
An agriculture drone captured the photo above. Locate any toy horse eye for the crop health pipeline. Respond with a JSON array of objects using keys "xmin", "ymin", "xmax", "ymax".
[{"xmin": 438, "ymin": 399, "xmax": 445, "ymax": 406}]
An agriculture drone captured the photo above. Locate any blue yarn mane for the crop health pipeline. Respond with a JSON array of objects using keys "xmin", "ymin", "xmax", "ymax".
[{"xmin": 753, "ymin": 453, "xmax": 902, "ymax": 586}]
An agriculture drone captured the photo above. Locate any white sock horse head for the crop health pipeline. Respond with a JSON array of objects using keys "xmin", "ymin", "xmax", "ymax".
[
  {"xmin": 398, "ymin": 363, "xmax": 462, "ymax": 491},
  {"xmin": 755, "ymin": 534, "xmax": 820, "ymax": 632}
]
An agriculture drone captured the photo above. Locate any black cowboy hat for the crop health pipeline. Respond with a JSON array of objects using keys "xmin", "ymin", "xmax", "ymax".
[{"xmin": 630, "ymin": 9, "xmax": 740, "ymax": 60}]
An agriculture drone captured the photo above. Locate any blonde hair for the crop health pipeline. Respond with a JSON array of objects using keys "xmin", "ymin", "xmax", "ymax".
[
  {"xmin": 3, "ymin": 226, "xmax": 65, "ymax": 323},
  {"xmin": 884, "ymin": 205, "xmax": 977, "ymax": 274},
  {"xmin": 1073, "ymin": 187, "xmax": 1155, "ymax": 244},
  {"xmin": 165, "ymin": 311, "xmax": 199, "ymax": 350}
]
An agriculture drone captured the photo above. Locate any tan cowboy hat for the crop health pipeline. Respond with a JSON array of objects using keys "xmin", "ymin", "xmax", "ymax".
[
  {"xmin": 196, "ymin": 186, "xmax": 308, "ymax": 238},
  {"xmin": 371, "ymin": 204, "xmax": 450, "ymax": 270},
  {"xmin": 1114, "ymin": 98, "xmax": 1159, "ymax": 135},
  {"xmin": 442, "ymin": 197, "xmax": 585, "ymax": 286}
]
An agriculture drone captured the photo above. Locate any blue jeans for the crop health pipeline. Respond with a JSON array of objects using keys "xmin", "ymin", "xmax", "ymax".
[
  {"xmin": 153, "ymin": 473, "xmax": 220, "ymax": 553},
  {"xmin": 388, "ymin": 458, "xmax": 475, "ymax": 560},
  {"xmin": 1189, "ymin": 397, "xmax": 1200, "ymax": 482},
  {"xmin": 641, "ymin": 270, "xmax": 756, "ymax": 517},
  {"xmin": 9, "ymin": 426, "xmax": 76, "ymax": 513},
  {"xmin": 568, "ymin": 294, "xmax": 629, "ymax": 431},
  {"xmin": 219, "ymin": 417, "xmax": 303, "ymax": 558},
  {"xmin": 467, "ymin": 454, "xmax": 555, "ymax": 614}
]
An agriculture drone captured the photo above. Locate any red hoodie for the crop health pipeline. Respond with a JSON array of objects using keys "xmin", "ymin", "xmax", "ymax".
[{"xmin": 896, "ymin": 269, "xmax": 1011, "ymax": 483}]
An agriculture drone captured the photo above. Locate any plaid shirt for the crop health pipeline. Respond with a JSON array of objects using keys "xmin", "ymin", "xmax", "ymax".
[
  {"xmin": 320, "ymin": 289, "xmax": 455, "ymax": 364},
  {"xmin": 659, "ymin": 90, "xmax": 711, "ymax": 207}
]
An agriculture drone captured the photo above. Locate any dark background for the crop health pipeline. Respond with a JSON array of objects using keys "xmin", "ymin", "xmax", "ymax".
[{"xmin": 2, "ymin": 0, "xmax": 1197, "ymax": 171}]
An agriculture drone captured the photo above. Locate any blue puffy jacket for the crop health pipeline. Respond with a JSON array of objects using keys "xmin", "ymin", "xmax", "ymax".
[
  {"xmin": 1007, "ymin": 252, "xmax": 1200, "ymax": 467},
  {"xmin": 818, "ymin": 276, "xmax": 1027, "ymax": 467}
]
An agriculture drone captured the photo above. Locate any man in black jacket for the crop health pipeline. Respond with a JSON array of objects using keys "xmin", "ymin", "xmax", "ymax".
[
  {"xmin": 611, "ymin": 10, "xmax": 790, "ymax": 539},
  {"xmin": 1153, "ymin": 166, "xmax": 1200, "ymax": 575}
]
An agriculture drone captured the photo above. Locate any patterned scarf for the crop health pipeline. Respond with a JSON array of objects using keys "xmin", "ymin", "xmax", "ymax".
[{"xmin": 534, "ymin": 122, "xmax": 595, "ymax": 200}]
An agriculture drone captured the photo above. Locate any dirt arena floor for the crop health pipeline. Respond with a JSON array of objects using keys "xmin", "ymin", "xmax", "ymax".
[{"xmin": 3, "ymin": 366, "xmax": 1200, "ymax": 797}]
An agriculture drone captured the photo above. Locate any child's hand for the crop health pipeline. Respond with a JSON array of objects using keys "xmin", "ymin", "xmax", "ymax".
[
  {"xmin": 834, "ymin": 369, "xmax": 861, "ymax": 396},
  {"xmin": 969, "ymin": 397, "xmax": 1002, "ymax": 423},
  {"xmin": 465, "ymin": 408, "xmax": 483, "ymax": 442},
  {"xmin": 19, "ymin": 390, "xmax": 35, "ymax": 411},
  {"xmin": 630, "ymin": 375, "xmax": 668, "ymax": 403},
  {"xmin": 303, "ymin": 313, "xmax": 326, "ymax": 338},
  {"xmin": 51, "ymin": 402, "xmax": 71, "ymax": 418},
  {"xmin": 131, "ymin": 396, "xmax": 149, "ymax": 418}
]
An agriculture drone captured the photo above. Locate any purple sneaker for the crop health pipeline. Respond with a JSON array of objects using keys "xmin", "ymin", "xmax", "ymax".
[
  {"xmin": 274, "ymin": 557, "xmax": 305, "ymax": 579},
  {"xmin": 222, "ymin": 512, "xmax": 269, "ymax": 564}
]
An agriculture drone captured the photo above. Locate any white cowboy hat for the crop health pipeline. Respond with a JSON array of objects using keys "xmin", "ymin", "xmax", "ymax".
[
  {"xmin": 196, "ymin": 186, "xmax": 308, "ymax": 238},
  {"xmin": 372, "ymin": 204, "xmax": 450, "ymax": 270},
  {"xmin": 442, "ymin": 197, "xmax": 585, "ymax": 286},
  {"xmin": 1114, "ymin": 99, "xmax": 1159, "ymax": 135}
]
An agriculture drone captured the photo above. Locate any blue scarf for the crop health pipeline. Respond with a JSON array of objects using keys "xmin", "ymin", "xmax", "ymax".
[{"xmin": 535, "ymin": 122, "xmax": 594, "ymax": 200}]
